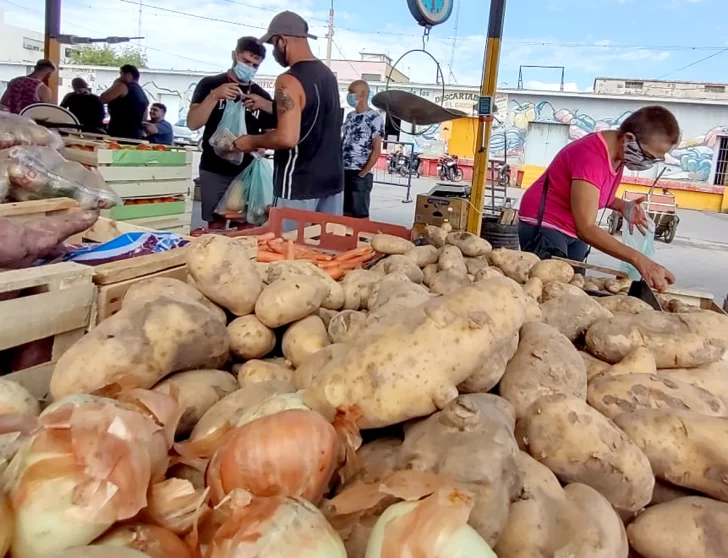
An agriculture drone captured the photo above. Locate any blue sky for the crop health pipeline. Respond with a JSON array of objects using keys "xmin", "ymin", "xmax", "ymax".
[{"xmin": 1, "ymin": 0, "xmax": 726, "ymax": 90}]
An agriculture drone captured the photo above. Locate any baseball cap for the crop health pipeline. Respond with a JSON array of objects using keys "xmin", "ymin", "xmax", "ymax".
[{"xmin": 259, "ymin": 11, "xmax": 317, "ymax": 44}]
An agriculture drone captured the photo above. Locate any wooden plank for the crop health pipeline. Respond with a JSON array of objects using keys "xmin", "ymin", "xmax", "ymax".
[
  {"xmin": 0, "ymin": 198, "xmax": 78, "ymax": 218},
  {"xmin": 94, "ymin": 265, "xmax": 188, "ymax": 323},
  {"xmin": 109, "ymin": 180, "xmax": 192, "ymax": 199},
  {"xmin": 4, "ymin": 363, "xmax": 55, "ymax": 401},
  {"xmin": 553, "ymin": 257, "xmax": 628, "ymax": 278},
  {"xmin": 0, "ymin": 262, "xmax": 93, "ymax": 294},
  {"xmin": 99, "ymin": 166, "xmax": 191, "ymax": 182},
  {"xmin": 124, "ymin": 212, "xmax": 193, "ymax": 231},
  {"xmin": 0, "ymin": 284, "xmax": 94, "ymax": 350},
  {"xmin": 82, "ymin": 216, "xmax": 159, "ymax": 242},
  {"xmin": 93, "ymin": 246, "xmax": 190, "ymax": 285}
]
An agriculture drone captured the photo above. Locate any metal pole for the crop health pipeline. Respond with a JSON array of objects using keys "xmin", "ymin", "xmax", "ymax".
[
  {"xmin": 44, "ymin": 0, "xmax": 61, "ymax": 104},
  {"xmin": 325, "ymin": 0, "xmax": 334, "ymax": 67},
  {"xmin": 467, "ymin": 0, "xmax": 507, "ymax": 235}
]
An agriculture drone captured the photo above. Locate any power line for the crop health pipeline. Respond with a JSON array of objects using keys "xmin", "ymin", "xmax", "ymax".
[
  {"xmin": 217, "ymin": 0, "xmax": 329, "ymax": 23},
  {"xmin": 657, "ymin": 47, "xmax": 728, "ymax": 80},
  {"xmin": 331, "ymin": 37, "xmax": 359, "ymax": 77}
]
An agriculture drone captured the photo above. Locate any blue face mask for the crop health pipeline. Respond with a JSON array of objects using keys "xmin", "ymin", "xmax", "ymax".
[
  {"xmin": 346, "ymin": 93, "xmax": 358, "ymax": 108},
  {"xmin": 233, "ymin": 62, "xmax": 257, "ymax": 82}
]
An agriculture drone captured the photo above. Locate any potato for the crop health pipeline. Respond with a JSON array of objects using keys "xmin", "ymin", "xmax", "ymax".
[
  {"xmin": 266, "ymin": 260, "xmax": 345, "ymax": 311},
  {"xmin": 627, "ymin": 497, "xmax": 728, "ymax": 558},
  {"xmin": 328, "ymin": 310, "xmax": 367, "ymax": 344},
  {"xmin": 520, "ymin": 394, "xmax": 654, "ymax": 511},
  {"xmin": 663, "ymin": 298, "xmax": 702, "ymax": 314},
  {"xmin": 316, "ymin": 308, "xmax": 338, "ymax": 328},
  {"xmin": 584, "ymin": 278, "xmax": 603, "ymax": 292},
  {"xmin": 340, "ymin": 269, "xmax": 379, "ymax": 311},
  {"xmin": 0, "ymin": 378, "xmax": 40, "ymax": 416},
  {"xmin": 495, "ymin": 452, "xmax": 629, "ymax": 558},
  {"xmin": 597, "ymin": 295, "xmax": 653, "ymax": 314},
  {"xmin": 601, "ymin": 347, "xmax": 657, "ymax": 377},
  {"xmin": 522, "ymin": 277, "xmax": 543, "ymax": 301},
  {"xmin": 254, "ymin": 276, "xmax": 328, "ymax": 328},
  {"xmin": 580, "ymin": 351, "xmax": 612, "ymax": 380},
  {"xmin": 614, "ymin": 409, "xmax": 728, "ymax": 501},
  {"xmin": 253, "ymin": 262, "xmax": 269, "ymax": 283},
  {"xmin": 305, "ymin": 277, "xmax": 528, "ymax": 428},
  {"xmin": 650, "ymin": 480, "xmax": 699, "ymax": 506},
  {"xmin": 458, "ymin": 333, "xmax": 518, "ymax": 394},
  {"xmin": 529, "ymin": 259, "xmax": 575, "ymax": 284},
  {"xmin": 585, "ymin": 311, "xmax": 728, "ymax": 368},
  {"xmin": 605, "ymin": 277, "xmax": 632, "ymax": 294},
  {"xmin": 499, "ymin": 322, "xmax": 587, "ymax": 419},
  {"xmin": 445, "ymin": 231, "xmax": 492, "ymax": 257},
  {"xmin": 235, "ymin": 359, "xmax": 294, "ymax": 386},
  {"xmin": 51, "ymin": 296, "xmax": 229, "ymax": 399},
  {"xmin": 152, "ymin": 369, "xmax": 238, "ymax": 436},
  {"xmin": 403, "ymin": 245, "xmax": 439, "ymax": 268},
  {"xmin": 473, "ymin": 266, "xmax": 504, "ymax": 281},
  {"xmin": 366, "ymin": 277, "xmax": 429, "ymax": 313},
  {"xmin": 370, "ymin": 233, "xmax": 414, "ymax": 255},
  {"xmin": 587, "ymin": 373, "xmax": 727, "ymax": 420},
  {"xmin": 570, "ymin": 273, "xmax": 585, "ymax": 289},
  {"xmin": 522, "ymin": 296, "xmax": 543, "ymax": 324},
  {"xmin": 540, "ymin": 281, "xmax": 588, "ymax": 302},
  {"xmin": 123, "ymin": 277, "xmax": 226, "ymax": 323},
  {"xmin": 293, "ymin": 343, "xmax": 348, "ymax": 389},
  {"xmin": 655, "ymin": 361, "xmax": 728, "ymax": 408},
  {"xmin": 347, "ymin": 438, "xmax": 402, "ymax": 486},
  {"xmin": 421, "ymin": 263, "xmax": 439, "ymax": 287},
  {"xmin": 423, "ymin": 224, "xmax": 449, "ymax": 248},
  {"xmin": 428, "ymin": 269, "xmax": 471, "ymax": 295},
  {"xmin": 437, "ymin": 245, "xmax": 467, "ymax": 274},
  {"xmin": 490, "ymin": 248, "xmax": 540, "ymax": 284},
  {"xmin": 187, "ymin": 235, "xmax": 262, "ymax": 316},
  {"xmin": 381, "ymin": 255, "xmax": 423, "ymax": 283},
  {"xmin": 227, "ymin": 315, "xmax": 276, "ymax": 360},
  {"xmin": 541, "ymin": 293, "xmax": 613, "ymax": 341},
  {"xmin": 398, "ymin": 394, "xmax": 521, "ymax": 545},
  {"xmin": 464, "ymin": 257, "xmax": 489, "ymax": 276},
  {"xmin": 281, "ymin": 314, "xmax": 330, "ymax": 367}
]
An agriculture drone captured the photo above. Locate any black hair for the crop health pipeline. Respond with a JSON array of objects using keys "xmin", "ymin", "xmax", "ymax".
[
  {"xmin": 120, "ymin": 64, "xmax": 141, "ymax": 81},
  {"xmin": 151, "ymin": 103, "xmax": 167, "ymax": 113},
  {"xmin": 35, "ymin": 59, "xmax": 55, "ymax": 72},
  {"xmin": 236, "ymin": 36, "xmax": 266, "ymax": 59},
  {"xmin": 619, "ymin": 106, "xmax": 680, "ymax": 144},
  {"xmin": 71, "ymin": 77, "xmax": 88, "ymax": 89}
]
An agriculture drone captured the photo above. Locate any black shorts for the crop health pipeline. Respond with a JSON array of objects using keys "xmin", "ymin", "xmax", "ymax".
[
  {"xmin": 343, "ymin": 170, "xmax": 373, "ymax": 219},
  {"xmin": 199, "ymin": 169, "xmax": 235, "ymax": 223},
  {"xmin": 519, "ymin": 221, "xmax": 590, "ymax": 263}
]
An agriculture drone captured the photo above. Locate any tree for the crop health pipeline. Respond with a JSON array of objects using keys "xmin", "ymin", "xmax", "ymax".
[{"xmin": 67, "ymin": 45, "xmax": 148, "ymax": 68}]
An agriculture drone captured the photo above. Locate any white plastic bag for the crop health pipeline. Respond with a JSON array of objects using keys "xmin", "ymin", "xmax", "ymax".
[{"xmin": 621, "ymin": 214, "xmax": 656, "ymax": 280}]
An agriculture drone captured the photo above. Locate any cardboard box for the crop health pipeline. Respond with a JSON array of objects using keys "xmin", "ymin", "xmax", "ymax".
[{"xmin": 414, "ymin": 194, "xmax": 469, "ymax": 231}]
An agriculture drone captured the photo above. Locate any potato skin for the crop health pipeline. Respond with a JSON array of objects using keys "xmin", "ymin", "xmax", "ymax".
[
  {"xmin": 281, "ymin": 314, "xmax": 331, "ymax": 367},
  {"xmin": 597, "ymin": 295, "xmax": 653, "ymax": 315},
  {"xmin": 614, "ymin": 409, "xmax": 728, "ymax": 502},
  {"xmin": 254, "ymin": 276, "xmax": 328, "ymax": 328},
  {"xmin": 371, "ymin": 233, "xmax": 414, "ymax": 255},
  {"xmin": 541, "ymin": 293, "xmax": 612, "ymax": 341},
  {"xmin": 587, "ymin": 373, "xmax": 727, "ymax": 420},
  {"xmin": 404, "ymin": 245, "xmax": 439, "ymax": 268},
  {"xmin": 446, "ymin": 231, "xmax": 492, "ymax": 257},
  {"xmin": 458, "ymin": 333, "xmax": 518, "ymax": 394},
  {"xmin": 227, "ymin": 315, "xmax": 276, "ymax": 360},
  {"xmin": 520, "ymin": 394, "xmax": 654, "ymax": 512},
  {"xmin": 437, "ymin": 245, "xmax": 468, "ymax": 274},
  {"xmin": 500, "ymin": 322, "xmax": 587, "ymax": 419},
  {"xmin": 381, "ymin": 255, "xmax": 423, "ymax": 283},
  {"xmin": 327, "ymin": 310, "xmax": 367, "ymax": 344},
  {"xmin": 541, "ymin": 281, "xmax": 588, "ymax": 302},
  {"xmin": 529, "ymin": 259, "xmax": 575, "ymax": 284},
  {"xmin": 51, "ymin": 296, "xmax": 229, "ymax": 399},
  {"xmin": 490, "ymin": 248, "xmax": 540, "ymax": 284},
  {"xmin": 266, "ymin": 260, "xmax": 344, "ymax": 310},
  {"xmin": 586, "ymin": 311, "xmax": 728, "ymax": 368},
  {"xmin": 235, "ymin": 359, "xmax": 293, "ymax": 387},
  {"xmin": 187, "ymin": 235, "xmax": 262, "ymax": 316},
  {"xmin": 627, "ymin": 497, "xmax": 728, "ymax": 558},
  {"xmin": 123, "ymin": 277, "xmax": 226, "ymax": 323},
  {"xmin": 655, "ymin": 361, "xmax": 728, "ymax": 408}
]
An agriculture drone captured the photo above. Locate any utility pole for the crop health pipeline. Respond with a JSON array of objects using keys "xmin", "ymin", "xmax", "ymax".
[
  {"xmin": 44, "ymin": 0, "xmax": 61, "ymax": 104},
  {"xmin": 325, "ymin": 0, "xmax": 334, "ymax": 67}
]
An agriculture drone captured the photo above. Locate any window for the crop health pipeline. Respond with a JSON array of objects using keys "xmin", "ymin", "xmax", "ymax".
[
  {"xmin": 23, "ymin": 37, "xmax": 42, "ymax": 52},
  {"xmin": 361, "ymin": 73, "xmax": 381, "ymax": 82},
  {"xmin": 705, "ymin": 85, "xmax": 726, "ymax": 94},
  {"xmin": 625, "ymin": 81, "xmax": 644, "ymax": 89},
  {"xmin": 713, "ymin": 136, "xmax": 728, "ymax": 186}
]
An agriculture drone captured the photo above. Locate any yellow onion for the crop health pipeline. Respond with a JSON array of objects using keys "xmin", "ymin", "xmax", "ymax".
[
  {"xmin": 53, "ymin": 548, "xmax": 152, "ymax": 558},
  {"xmin": 142, "ymin": 478, "xmax": 210, "ymax": 535},
  {"xmin": 93, "ymin": 523, "xmax": 194, "ymax": 558},
  {"xmin": 0, "ymin": 378, "xmax": 40, "ymax": 416},
  {"xmin": 206, "ymin": 409, "xmax": 338, "ymax": 505},
  {"xmin": 207, "ymin": 496, "xmax": 346, "ymax": 558},
  {"xmin": 234, "ymin": 391, "xmax": 310, "ymax": 427},
  {"xmin": 0, "ymin": 490, "xmax": 13, "ymax": 557}
]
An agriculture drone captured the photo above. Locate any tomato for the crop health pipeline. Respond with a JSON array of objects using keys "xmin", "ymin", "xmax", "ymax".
[
  {"xmin": 137, "ymin": 144, "xmax": 152, "ymax": 150},
  {"xmin": 152, "ymin": 145, "xmax": 168, "ymax": 151}
]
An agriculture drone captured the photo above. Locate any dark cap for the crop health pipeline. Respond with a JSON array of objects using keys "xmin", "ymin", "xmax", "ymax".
[
  {"xmin": 71, "ymin": 77, "xmax": 88, "ymax": 89},
  {"xmin": 259, "ymin": 11, "xmax": 317, "ymax": 44}
]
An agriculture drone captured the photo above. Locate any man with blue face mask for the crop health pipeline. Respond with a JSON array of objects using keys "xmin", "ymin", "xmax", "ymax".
[
  {"xmin": 187, "ymin": 37, "xmax": 275, "ymax": 229},
  {"xmin": 341, "ymin": 80, "xmax": 384, "ymax": 218}
]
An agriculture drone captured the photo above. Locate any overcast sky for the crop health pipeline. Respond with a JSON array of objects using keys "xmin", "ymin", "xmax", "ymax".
[{"xmin": 1, "ymin": 0, "xmax": 727, "ymax": 91}]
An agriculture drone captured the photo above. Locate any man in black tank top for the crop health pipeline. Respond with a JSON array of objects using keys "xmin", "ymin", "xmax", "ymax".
[
  {"xmin": 233, "ymin": 11, "xmax": 344, "ymax": 216},
  {"xmin": 100, "ymin": 64, "xmax": 149, "ymax": 140}
]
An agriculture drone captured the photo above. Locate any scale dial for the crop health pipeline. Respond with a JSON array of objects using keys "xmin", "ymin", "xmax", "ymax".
[{"xmin": 407, "ymin": 0, "xmax": 454, "ymax": 27}]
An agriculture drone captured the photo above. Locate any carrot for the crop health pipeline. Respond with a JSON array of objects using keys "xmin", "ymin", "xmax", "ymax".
[
  {"xmin": 325, "ymin": 266, "xmax": 346, "ymax": 280},
  {"xmin": 257, "ymin": 250, "xmax": 286, "ymax": 262},
  {"xmin": 255, "ymin": 232, "xmax": 276, "ymax": 242},
  {"xmin": 334, "ymin": 245, "xmax": 375, "ymax": 262},
  {"xmin": 286, "ymin": 239, "xmax": 295, "ymax": 260}
]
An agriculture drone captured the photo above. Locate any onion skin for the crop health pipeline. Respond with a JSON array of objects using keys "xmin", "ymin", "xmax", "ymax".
[
  {"xmin": 142, "ymin": 478, "xmax": 210, "ymax": 535},
  {"xmin": 207, "ymin": 409, "xmax": 338, "ymax": 505},
  {"xmin": 0, "ymin": 490, "xmax": 12, "ymax": 557},
  {"xmin": 94, "ymin": 523, "xmax": 193, "ymax": 558}
]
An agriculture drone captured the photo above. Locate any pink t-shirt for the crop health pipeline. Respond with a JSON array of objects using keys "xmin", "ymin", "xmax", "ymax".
[{"xmin": 519, "ymin": 132, "xmax": 623, "ymax": 238}]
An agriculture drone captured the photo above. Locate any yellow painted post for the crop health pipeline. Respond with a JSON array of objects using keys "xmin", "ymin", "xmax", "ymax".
[
  {"xmin": 467, "ymin": 0, "xmax": 507, "ymax": 235},
  {"xmin": 44, "ymin": 0, "xmax": 61, "ymax": 104}
]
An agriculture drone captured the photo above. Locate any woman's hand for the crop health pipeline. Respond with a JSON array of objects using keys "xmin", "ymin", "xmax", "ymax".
[
  {"xmin": 634, "ymin": 254, "xmax": 675, "ymax": 291},
  {"xmin": 623, "ymin": 196, "xmax": 649, "ymax": 234}
]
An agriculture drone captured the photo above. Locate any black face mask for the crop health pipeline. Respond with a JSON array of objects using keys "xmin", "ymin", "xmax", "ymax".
[{"xmin": 273, "ymin": 39, "xmax": 288, "ymax": 67}]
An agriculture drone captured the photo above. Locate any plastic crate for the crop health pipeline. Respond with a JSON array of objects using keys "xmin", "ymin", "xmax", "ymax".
[{"xmin": 217, "ymin": 208, "xmax": 412, "ymax": 253}]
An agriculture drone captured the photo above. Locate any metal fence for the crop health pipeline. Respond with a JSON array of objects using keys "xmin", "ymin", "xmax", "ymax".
[{"xmin": 372, "ymin": 140, "xmax": 418, "ymax": 203}]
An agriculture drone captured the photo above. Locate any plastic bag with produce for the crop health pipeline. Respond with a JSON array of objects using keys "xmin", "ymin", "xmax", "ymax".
[
  {"xmin": 214, "ymin": 171, "xmax": 246, "ymax": 220},
  {"xmin": 244, "ymin": 155, "xmax": 273, "ymax": 226},
  {"xmin": 0, "ymin": 112, "xmax": 63, "ymax": 150},
  {"xmin": 209, "ymin": 99, "xmax": 247, "ymax": 165},
  {"xmin": 5, "ymin": 146, "xmax": 121, "ymax": 208}
]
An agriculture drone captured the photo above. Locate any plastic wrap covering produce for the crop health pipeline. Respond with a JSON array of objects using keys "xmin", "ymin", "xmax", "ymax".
[
  {"xmin": 209, "ymin": 100, "xmax": 247, "ymax": 165},
  {"xmin": 1, "ymin": 146, "xmax": 121, "ymax": 208},
  {"xmin": 62, "ymin": 232, "xmax": 189, "ymax": 265},
  {"xmin": 0, "ymin": 112, "xmax": 63, "ymax": 150},
  {"xmin": 215, "ymin": 154, "xmax": 273, "ymax": 225}
]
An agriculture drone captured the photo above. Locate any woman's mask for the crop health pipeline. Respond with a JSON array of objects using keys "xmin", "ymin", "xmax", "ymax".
[{"xmin": 623, "ymin": 137, "xmax": 658, "ymax": 171}]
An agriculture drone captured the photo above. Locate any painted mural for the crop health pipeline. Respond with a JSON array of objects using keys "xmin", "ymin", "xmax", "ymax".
[{"xmin": 492, "ymin": 99, "xmax": 726, "ymax": 182}]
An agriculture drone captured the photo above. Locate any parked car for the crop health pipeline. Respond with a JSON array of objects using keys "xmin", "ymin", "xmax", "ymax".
[{"xmin": 173, "ymin": 119, "xmax": 203, "ymax": 148}]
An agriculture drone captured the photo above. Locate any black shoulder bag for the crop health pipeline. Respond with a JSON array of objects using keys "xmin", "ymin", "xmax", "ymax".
[{"xmin": 521, "ymin": 173, "xmax": 568, "ymax": 260}]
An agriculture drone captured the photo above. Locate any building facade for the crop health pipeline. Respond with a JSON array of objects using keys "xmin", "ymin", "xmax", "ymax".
[{"xmin": 594, "ymin": 77, "xmax": 728, "ymax": 102}]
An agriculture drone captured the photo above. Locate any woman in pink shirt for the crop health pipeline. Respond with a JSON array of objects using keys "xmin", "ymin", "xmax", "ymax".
[{"xmin": 519, "ymin": 106, "xmax": 678, "ymax": 291}]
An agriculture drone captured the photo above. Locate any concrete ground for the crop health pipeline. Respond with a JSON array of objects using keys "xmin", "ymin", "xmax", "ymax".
[{"xmin": 190, "ymin": 160, "xmax": 728, "ymax": 302}]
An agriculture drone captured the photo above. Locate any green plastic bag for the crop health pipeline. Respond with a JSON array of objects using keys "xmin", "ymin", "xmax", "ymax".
[{"xmin": 244, "ymin": 155, "xmax": 274, "ymax": 226}]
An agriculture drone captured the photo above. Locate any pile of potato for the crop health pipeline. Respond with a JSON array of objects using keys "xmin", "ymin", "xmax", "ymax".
[{"xmin": 2, "ymin": 223, "xmax": 728, "ymax": 557}]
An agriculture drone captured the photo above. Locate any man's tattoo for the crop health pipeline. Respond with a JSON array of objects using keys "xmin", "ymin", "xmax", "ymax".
[{"xmin": 275, "ymin": 86, "xmax": 295, "ymax": 114}]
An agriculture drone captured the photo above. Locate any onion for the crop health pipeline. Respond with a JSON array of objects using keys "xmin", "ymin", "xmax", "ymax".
[
  {"xmin": 142, "ymin": 478, "xmax": 210, "ymax": 535},
  {"xmin": 234, "ymin": 391, "xmax": 310, "ymax": 427},
  {"xmin": 93, "ymin": 523, "xmax": 194, "ymax": 558},
  {"xmin": 52, "ymin": 548, "xmax": 152, "ymax": 558},
  {"xmin": 0, "ymin": 490, "xmax": 13, "ymax": 557},
  {"xmin": 365, "ymin": 489, "xmax": 497, "ymax": 558},
  {"xmin": 207, "ymin": 496, "xmax": 346, "ymax": 558},
  {"xmin": 206, "ymin": 409, "xmax": 338, "ymax": 505},
  {"xmin": 5, "ymin": 391, "xmax": 179, "ymax": 557},
  {"xmin": 0, "ymin": 378, "xmax": 40, "ymax": 416}
]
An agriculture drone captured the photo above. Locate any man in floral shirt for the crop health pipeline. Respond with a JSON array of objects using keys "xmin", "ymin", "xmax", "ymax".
[{"xmin": 341, "ymin": 80, "xmax": 384, "ymax": 218}]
